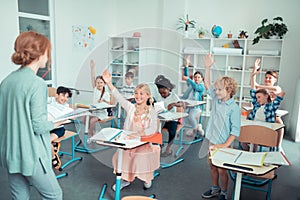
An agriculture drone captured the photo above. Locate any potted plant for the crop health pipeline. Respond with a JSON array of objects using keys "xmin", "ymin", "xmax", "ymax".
[
  {"xmin": 176, "ymin": 14, "xmax": 196, "ymax": 37},
  {"xmin": 196, "ymin": 27, "xmax": 209, "ymax": 38},
  {"xmin": 238, "ymin": 30, "xmax": 248, "ymax": 39},
  {"xmin": 253, "ymin": 16, "xmax": 288, "ymax": 45}
]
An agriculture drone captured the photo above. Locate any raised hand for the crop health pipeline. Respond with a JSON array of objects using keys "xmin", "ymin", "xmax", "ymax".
[
  {"xmin": 254, "ymin": 58, "xmax": 261, "ymax": 71},
  {"xmin": 90, "ymin": 59, "xmax": 95, "ymax": 69},
  {"xmin": 102, "ymin": 69, "xmax": 112, "ymax": 84},
  {"xmin": 204, "ymin": 54, "xmax": 214, "ymax": 68}
]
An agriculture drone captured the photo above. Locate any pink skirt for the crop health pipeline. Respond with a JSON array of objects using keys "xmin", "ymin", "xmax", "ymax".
[{"xmin": 112, "ymin": 144, "xmax": 160, "ymax": 183}]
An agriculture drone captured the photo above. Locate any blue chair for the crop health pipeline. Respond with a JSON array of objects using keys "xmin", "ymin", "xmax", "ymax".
[
  {"xmin": 230, "ymin": 125, "xmax": 278, "ymax": 200},
  {"xmin": 54, "ymin": 119, "xmax": 83, "ymax": 179}
]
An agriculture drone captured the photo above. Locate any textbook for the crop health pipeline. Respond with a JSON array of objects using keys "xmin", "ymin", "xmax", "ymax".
[
  {"xmin": 48, "ymin": 104, "xmax": 90, "ymax": 123},
  {"xmin": 91, "ymin": 128, "xmax": 146, "ymax": 148},
  {"xmin": 158, "ymin": 111, "xmax": 188, "ymax": 121},
  {"xmin": 264, "ymin": 151, "xmax": 290, "ymax": 166},
  {"xmin": 211, "ymin": 148, "xmax": 266, "ymax": 166},
  {"xmin": 77, "ymin": 102, "xmax": 115, "ymax": 110}
]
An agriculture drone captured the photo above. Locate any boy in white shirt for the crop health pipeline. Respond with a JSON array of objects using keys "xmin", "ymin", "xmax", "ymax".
[
  {"xmin": 48, "ymin": 86, "xmax": 73, "ymax": 170},
  {"xmin": 122, "ymin": 71, "xmax": 135, "ymax": 99}
]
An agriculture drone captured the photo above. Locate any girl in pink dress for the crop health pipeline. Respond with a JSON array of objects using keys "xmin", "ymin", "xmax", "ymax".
[{"xmin": 102, "ymin": 69, "xmax": 160, "ymax": 190}]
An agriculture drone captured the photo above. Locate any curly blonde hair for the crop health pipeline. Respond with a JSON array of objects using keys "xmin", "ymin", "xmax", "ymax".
[{"xmin": 214, "ymin": 76, "xmax": 238, "ymax": 98}]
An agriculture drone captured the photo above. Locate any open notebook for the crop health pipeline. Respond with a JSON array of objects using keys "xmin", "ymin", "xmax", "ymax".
[
  {"xmin": 211, "ymin": 148, "xmax": 290, "ymax": 166},
  {"xmin": 90, "ymin": 128, "xmax": 146, "ymax": 148},
  {"xmin": 48, "ymin": 104, "xmax": 90, "ymax": 123}
]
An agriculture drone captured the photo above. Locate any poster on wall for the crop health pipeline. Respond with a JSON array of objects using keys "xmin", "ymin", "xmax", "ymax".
[{"xmin": 72, "ymin": 25, "xmax": 96, "ymax": 50}]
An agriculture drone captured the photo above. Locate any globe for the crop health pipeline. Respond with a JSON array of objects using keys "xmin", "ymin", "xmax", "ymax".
[{"xmin": 211, "ymin": 25, "xmax": 222, "ymax": 38}]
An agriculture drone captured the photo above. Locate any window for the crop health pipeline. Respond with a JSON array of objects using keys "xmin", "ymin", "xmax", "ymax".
[{"xmin": 18, "ymin": 0, "xmax": 56, "ymax": 85}]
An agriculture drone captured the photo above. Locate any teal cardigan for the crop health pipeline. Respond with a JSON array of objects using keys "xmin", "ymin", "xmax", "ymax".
[{"xmin": 0, "ymin": 67, "xmax": 54, "ymax": 176}]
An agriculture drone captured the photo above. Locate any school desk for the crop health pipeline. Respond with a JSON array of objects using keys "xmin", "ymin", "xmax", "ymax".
[
  {"xmin": 75, "ymin": 104, "xmax": 116, "ymax": 153},
  {"xmin": 158, "ymin": 111, "xmax": 188, "ymax": 168},
  {"xmin": 210, "ymin": 148, "xmax": 278, "ymax": 200},
  {"xmin": 91, "ymin": 128, "xmax": 157, "ymax": 200}
]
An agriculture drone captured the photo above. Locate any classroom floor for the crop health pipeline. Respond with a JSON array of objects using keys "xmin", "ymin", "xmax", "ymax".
[{"xmin": 0, "ymin": 117, "xmax": 300, "ymax": 200}]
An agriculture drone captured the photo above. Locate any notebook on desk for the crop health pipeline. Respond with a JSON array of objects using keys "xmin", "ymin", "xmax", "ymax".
[
  {"xmin": 48, "ymin": 104, "xmax": 90, "ymax": 123},
  {"xmin": 211, "ymin": 148, "xmax": 266, "ymax": 166},
  {"xmin": 91, "ymin": 128, "xmax": 146, "ymax": 148}
]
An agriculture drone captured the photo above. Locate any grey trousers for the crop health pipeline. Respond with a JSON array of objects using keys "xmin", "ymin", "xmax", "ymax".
[{"xmin": 8, "ymin": 160, "xmax": 62, "ymax": 200}]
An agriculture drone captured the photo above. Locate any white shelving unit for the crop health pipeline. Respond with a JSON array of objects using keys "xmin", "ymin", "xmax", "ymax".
[
  {"xmin": 178, "ymin": 38, "xmax": 283, "ymax": 115},
  {"xmin": 108, "ymin": 36, "xmax": 141, "ymax": 90}
]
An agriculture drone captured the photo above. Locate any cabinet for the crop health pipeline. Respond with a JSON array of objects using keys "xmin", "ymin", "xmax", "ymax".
[
  {"xmin": 108, "ymin": 37, "xmax": 140, "ymax": 90},
  {"xmin": 178, "ymin": 38, "xmax": 283, "ymax": 115}
]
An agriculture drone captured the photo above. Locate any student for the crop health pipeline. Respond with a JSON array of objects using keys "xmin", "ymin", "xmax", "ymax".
[
  {"xmin": 155, "ymin": 75, "xmax": 184, "ymax": 157},
  {"xmin": 48, "ymin": 86, "xmax": 73, "ymax": 170},
  {"xmin": 102, "ymin": 69, "xmax": 160, "ymax": 191},
  {"xmin": 244, "ymin": 70, "xmax": 285, "ymax": 151},
  {"xmin": 89, "ymin": 59, "xmax": 111, "ymax": 137},
  {"xmin": 182, "ymin": 55, "xmax": 205, "ymax": 137},
  {"xmin": 122, "ymin": 71, "xmax": 135, "ymax": 99},
  {"xmin": 251, "ymin": 58, "xmax": 285, "ymax": 150},
  {"xmin": 0, "ymin": 31, "xmax": 64, "ymax": 199},
  {"xmin": 202, "ymin": 54, "xmax": 241, "ymax": 200}
]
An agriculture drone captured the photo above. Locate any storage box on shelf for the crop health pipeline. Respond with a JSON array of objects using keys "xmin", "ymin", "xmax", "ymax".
[
  {"xmin": 178, "ymin": 38, "xmax": 283, "ymax": 115},
  {"xmin": 108, "ymin": 37, "xmax": 140, "ymax": 89}
]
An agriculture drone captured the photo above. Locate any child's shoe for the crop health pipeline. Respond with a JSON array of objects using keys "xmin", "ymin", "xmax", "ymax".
[
  {"xmin": 197, "ymin": 124, "xmax": 205, "ymax": 136},
  {"xmin": 52, "ymin": 154, "xmax": 61, "ymax": 170},
  {"xmin": 112, "ymin": 180, "xmax": 130, "ymax": 191},
  {"xmin": 143, "ymin": 181, "xmax": 152, "ymax": 189}
]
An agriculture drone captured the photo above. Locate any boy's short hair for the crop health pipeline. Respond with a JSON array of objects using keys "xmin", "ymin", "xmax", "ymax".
[
  {"xmin": 265, "ymin": 71, "xmax": 278, "ymax": 80},
  {"xmin": 125, "ymin": 71, "xmax": 134, "ymax": 79},
  {"xmin": 214, "ymin": 76, "xmax": 238, "ymax": 98},
  {"xmin": 56, "ymin": 86, "xmax": 72, "ymax": 98}
]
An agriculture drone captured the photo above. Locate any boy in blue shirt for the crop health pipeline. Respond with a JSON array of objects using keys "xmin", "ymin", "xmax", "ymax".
[{"xmin": 202, "ymin": 54, "xmax": 241, "ymax": 200}]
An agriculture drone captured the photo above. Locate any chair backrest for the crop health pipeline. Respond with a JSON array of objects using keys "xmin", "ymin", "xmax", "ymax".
[
  {"xmin": 48, "ymin": 87, "xmax": 57, "ymax": 97},
  {"xmin": 238, "ymin": 125, "xmax": 278, "ymax": 148}
]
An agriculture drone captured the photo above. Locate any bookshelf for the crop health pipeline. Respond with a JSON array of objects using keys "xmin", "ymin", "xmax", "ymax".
[
  {"xmin": 178, "ymin": 38, "xmax": 283, "ymax": 115},
  {"xmin": 108, "ymin": 36, "xmax": 140, "ymax": 90}
]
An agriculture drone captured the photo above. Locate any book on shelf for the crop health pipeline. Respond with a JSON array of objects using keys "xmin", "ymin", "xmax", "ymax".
[
  {"xmin": 48, "ymin": 104, "xmax": 90, "ymax": 123},
  {"xmin": 212, "ymin": 47, "xmax": 243, "ymax": 55},
  {"xmin": 248, "ymin": 49, "xmax": 279, "ymax": 56}
]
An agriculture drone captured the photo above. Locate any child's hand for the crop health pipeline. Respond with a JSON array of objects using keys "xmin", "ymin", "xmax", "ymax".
[
  {"xmin": 102, "ymin": 69, "xmax": 112, "ymax": 83},
  {"xmin": 185, "ymin": 55, "xmax": 191, "ymax": 66},
  {"xmin": 253, "ymin": 58, "xmax": 261, "ymax": 72},
  {"xmin": 90, "ymin": 59, "xmax": 95, "ymax": 69},
  {"xmin": 204, "ymin": 54, "xmax": 214, "ymax": 68}
]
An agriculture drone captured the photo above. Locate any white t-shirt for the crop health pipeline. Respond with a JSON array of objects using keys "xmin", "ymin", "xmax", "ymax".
[
  {"xmin": 93, "ymin": 87, "xmax": 110, "ymax": 104},
  {"xmin": 255, "ymin": 105, "xmax": 265, "ymax": 121}
]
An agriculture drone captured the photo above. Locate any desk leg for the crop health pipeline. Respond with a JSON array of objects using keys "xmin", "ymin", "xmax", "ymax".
[
  {"xmin": 114, "ymin": 148, "xmax": 123, "ymax": 200},
  {"xmin": 84, "ymin": 115, "xmax": 90, "ymax": 149},
  {"xmin": 234, "ymin": 172, "xmax": 242, "ymax": 200}
]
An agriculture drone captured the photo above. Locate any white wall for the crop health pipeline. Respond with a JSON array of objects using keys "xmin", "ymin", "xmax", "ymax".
[{"xmin": 1, "ymin": 0, "xmax": 300, "ymax": 139}]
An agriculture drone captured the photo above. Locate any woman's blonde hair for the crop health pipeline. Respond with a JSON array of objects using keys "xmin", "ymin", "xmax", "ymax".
[
  {"xmin": 11, "ymin": 31, "xmax": 51, "ymax": 68},
  {"xmin": 214, "ymin": 76, "xmax": 238, "ymax": 98},
  {"xmin": 135, "ymin": 83, "xmax": 154, "ymax": 105}
]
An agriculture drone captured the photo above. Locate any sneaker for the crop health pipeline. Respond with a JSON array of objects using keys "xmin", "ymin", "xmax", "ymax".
[
  {"xmin": 202, "ymin": 188, "xmax": 220, "ymax": 198},
  {"xmin": 111, "ymin": 180, "xmax": 130, "ymax": 191},
  {"xmin": 219, "ymin": 193, "xmax": 227, "ymax": 200},
  {"xmin": 197, "ymin": 124, "xmax": 205, "ymax": 136},
  {"xmin": 144, "ymin": 181, "xmax": 152, "ymax": 189}
]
